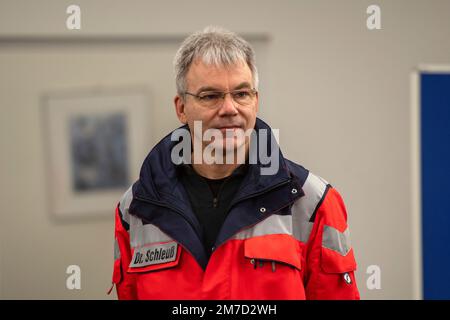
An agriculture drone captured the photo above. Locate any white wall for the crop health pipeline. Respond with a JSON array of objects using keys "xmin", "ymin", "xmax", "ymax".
[{"xmin": 1, "ymin": 0, "xmax": 449, "ymax": 299}]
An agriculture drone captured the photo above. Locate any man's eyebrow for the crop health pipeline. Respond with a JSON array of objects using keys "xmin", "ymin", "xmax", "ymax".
[
  {"xmin": 195, "ymin": 82, "xmax": 252, "ymax": 94},
  {"xmin": 233, "ymin": 82, "xmax": 252, "ymax": 90},
  {"xmin": 195, "ymin": 86, "xmax": 221, "ymax": 94}
]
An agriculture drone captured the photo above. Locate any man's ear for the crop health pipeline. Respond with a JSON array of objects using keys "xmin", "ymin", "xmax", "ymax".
[{"xmin": 174, "ymin": 95, "xmax": 188, "ymax": 124}]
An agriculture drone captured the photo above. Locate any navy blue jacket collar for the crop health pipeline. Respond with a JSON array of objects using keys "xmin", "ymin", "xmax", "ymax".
[{"xmin": 133, "ymin": 118, "xmax": 290, "ymax": 201}]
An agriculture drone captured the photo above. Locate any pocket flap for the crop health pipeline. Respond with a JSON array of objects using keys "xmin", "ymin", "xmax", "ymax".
[
  {"xmin": 244, "ymin": 234, "xmax": 302, "ymax": 270},
  {"xmin": 321, "ymin": 224, "xmax": 357, "ymax": 273},
  {"xmin": 127, "ymin": 240, "xmax": 181, "ymax": 273},
  {"xmin": 321, "ymin": 246, "xmax": 357, "ymax": 273}
]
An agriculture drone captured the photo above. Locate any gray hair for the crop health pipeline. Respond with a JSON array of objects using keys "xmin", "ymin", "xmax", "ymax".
[{"xmin": 173, "ymin": 26, "xmax": 259, "ymax": 96}]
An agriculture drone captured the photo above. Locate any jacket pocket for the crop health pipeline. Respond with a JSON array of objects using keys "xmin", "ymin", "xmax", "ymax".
[
  {"xmin": 244, "ymin": 234, "xmax": 302, "ymax": 270},
  {"xmin": 321, "ymin": 247, "xmax": 357, "ymax": 273},
  {"xmin": 127, "ymin": 240, "xmax": 181, "ymax": 274},
  {"xmin": 321, "ymin": 244, "xmax": 357, "ymax": 273},
  {"xmin": 320, "ymin": 224, "xmax": 357, "ymax": 273}
]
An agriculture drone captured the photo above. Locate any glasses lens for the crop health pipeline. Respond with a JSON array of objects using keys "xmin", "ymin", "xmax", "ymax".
[
  {"xmin": 197, "ymin": 92, "xmax": 222, "ymax": 108},
  {"xmin": 232, "ymin": 89, "xmax": 255, "ymax": 105},
  {"xmin": 194, "ymin": 89, "xmax": 256, "ymax": 108}
]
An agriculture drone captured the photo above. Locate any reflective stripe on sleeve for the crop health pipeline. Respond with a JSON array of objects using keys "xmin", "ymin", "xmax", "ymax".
[
  {"xmin": 114, "ymin": 238, "xmax": 121, "ymax": 260},
  {"xmin": 119, "ymin": 186, "xmax": 133, "ymax": 228},
  {"xmin": 322, "ymin": 225, "xmax": 352, "ymax": 256}
]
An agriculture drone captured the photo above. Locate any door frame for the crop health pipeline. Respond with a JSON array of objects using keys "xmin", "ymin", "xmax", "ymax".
[{"xmin": 410, "ymin": 64, "xmax": 450, "ymax": 300}]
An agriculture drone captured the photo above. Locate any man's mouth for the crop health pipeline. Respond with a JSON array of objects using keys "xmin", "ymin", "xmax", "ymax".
[{"xmin": 217, "ymin": 126, "xmax": 243, "ymax": 134}]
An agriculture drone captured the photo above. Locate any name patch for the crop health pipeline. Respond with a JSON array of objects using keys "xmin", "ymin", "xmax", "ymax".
[{"xmin": 130, "ymin": 241, "xmax": 178, "ymax": 268}]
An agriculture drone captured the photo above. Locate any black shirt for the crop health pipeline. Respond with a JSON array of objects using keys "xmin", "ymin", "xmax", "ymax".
[{"xmin": 178, "ymin": 164, "xmax": 248, "ymax": 259}]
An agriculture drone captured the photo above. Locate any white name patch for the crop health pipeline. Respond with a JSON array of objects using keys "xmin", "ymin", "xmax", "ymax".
[{"xmin": 130, "ymin": 241, "xmax": 178, "ymax": 268}]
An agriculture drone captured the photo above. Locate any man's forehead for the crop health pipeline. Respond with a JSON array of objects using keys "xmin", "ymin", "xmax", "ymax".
[{"xmin": 186, "ymin": 59, "xmax": 252, "ymax": 90}]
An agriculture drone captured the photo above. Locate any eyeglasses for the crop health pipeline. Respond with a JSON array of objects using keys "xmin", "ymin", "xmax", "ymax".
[{"xmin": 184, "ymin": 88, "xmax": 257, "ymax": 109}]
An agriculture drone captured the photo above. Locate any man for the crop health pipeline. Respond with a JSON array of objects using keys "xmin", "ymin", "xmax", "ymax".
[{"xmin": 110, "ymin": 26, "xmax": 360, "ymax": 299}]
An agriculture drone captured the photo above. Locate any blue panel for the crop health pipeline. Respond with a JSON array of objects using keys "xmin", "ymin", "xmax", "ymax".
[{"xmin": 421, "ymin": 73, "xmax": 450, "ymax": 299}]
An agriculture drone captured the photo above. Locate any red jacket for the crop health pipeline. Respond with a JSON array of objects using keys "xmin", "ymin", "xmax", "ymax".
[{"xmin": 110, "ymin": 118, "xmax": 360, "ymax": 300}]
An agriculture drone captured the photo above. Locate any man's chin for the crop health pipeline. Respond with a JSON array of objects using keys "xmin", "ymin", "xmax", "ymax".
[
  {"xmin": 222, "ymin": 136, "xmax": 246, "ymax": 149},
  {"xmin": 222, "ymin": 139, "xmax": 246, "ymax": 161}
]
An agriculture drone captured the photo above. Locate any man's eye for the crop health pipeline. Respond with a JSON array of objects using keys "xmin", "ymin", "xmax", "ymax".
[
  {"xmin": 233, "ymin": 91, "xmax": 250, "ymax": 98},
  {"xmin": 199, "ymin": 94, "xmax": 220, "ymax": 101}
]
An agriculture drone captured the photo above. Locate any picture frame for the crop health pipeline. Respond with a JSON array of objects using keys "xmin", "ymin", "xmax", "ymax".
[{"xmin": 42, "ymin": 87, "xmax": 152, "ymax": 220}]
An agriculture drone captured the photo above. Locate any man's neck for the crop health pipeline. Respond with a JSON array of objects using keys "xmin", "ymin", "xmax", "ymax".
[
  {"xmin": 191, "ymin": 162, "xmax": 242, "ymax": 180},
  {"xmin": 191, "ymin": 145, "xmax": 248, "ymax": 179}
]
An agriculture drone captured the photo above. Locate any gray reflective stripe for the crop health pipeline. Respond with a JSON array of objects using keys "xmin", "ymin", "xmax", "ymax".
[
  {"xmin": 114, "ymin": 238, "xmax": 121, "ymax": 260},
  {"xmin": 129, "ymin": 216, "xmax": 173, "ymax": 248},
  {"xmin": 291, "ymin": 172, "xmax": 328, "ymax": 243},
  {"xmin": 231, "ymin": 172, "xmax": 329, "ymax": 244},
  {"xmin": 119, "ymin": 186, "xmax": 133, "ymax": 226},
  {"xmin": 322, "ymin": 225, "xmax": 351, "ymax": 256},
  {"xmin": 316, "ymin": 175, "xmax": 329, "ymax": 187},
  {"xmin": 231, "ymin": 214, "xmax": 293, "ymax": 240},
  {"xmin": 294, "ymin": 220, "xmax": 314, "ymax": 243}
]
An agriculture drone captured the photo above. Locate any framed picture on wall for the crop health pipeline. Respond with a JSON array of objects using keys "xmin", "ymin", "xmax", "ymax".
[{"xmin": 42, "ymin": 87, "xmax": 152, "ymax": 220}]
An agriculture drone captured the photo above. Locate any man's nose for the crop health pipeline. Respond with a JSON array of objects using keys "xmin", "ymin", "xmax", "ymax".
[{"xmin": 218, "ymin": 93, "xmax": 238, "ymax": 115}]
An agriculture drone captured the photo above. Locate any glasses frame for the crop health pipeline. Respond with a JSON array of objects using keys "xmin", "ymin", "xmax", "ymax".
[{"xmin": 183, "ymin": 88, "xmax": 258, "ymax": 108}]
